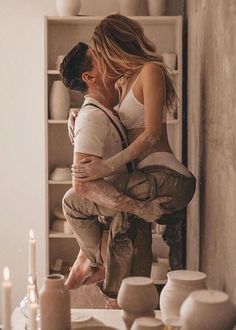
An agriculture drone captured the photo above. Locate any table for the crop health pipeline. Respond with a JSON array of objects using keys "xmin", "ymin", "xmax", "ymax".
[{"xmin": 12, "ymin": 307, "xmax": 162, "ymax": 329}]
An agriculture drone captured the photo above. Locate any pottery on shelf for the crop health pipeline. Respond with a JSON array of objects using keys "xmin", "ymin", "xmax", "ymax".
[
  {"xmin": 148, "ymin": 0, "xmax": 167, "ymax": 16},
  {"xmin": 49, "ymin": 80, "xmax": 70, "ymax": 120},
  {"xmin": 150, "ymin": 258, "xmax": 169, "ymax": 282},
  {"xmin": 52, "ymin": 219, "xmax": 73, "ymax": 234},
  {"xmin": 53, "ymin": 205, "xmax": 65, "ymax": 220},
  {"xmin": 131, "ymin": 316, "xmax": 164, "ymax": 330},
  {"xmin": 117, "ymin": 277, "xmax": 158, "ymax": 329},
  {"xmin": 159, "ymin": 270, "xmax": 207, "ymax": 323},
  {"xmin": 39, "ymin": 274, "xmax": 71, "ymax": 330},
  {"xmin": 180, "ymin": 290, "xmax": 236, "ymax": 330},
  {"xmin": 162, "ymin": 53, "xmax": 177, "ymax": 70},
  {"xmin": 56, "ymin": 0, "xmax": 81, "ymax": 16},
  {"xmin": 118, "ymin": 0, "xmax": 139, "ymax": 16},
  {"xmin": 50, "ymin": 167, "xmax": 71, "ymax": 181},
  {"xmin": 55, "ymin": 55, "xmax": 65, "ymax": 70}
]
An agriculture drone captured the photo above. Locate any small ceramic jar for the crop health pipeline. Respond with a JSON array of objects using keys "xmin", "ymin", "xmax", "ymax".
[
  {"xmin": 118, "ymin": 277, "xmax": 158, "ymax": 329},
  {"xmin": 39, "ymin": 274, "xmax": 71, "ymax": 330},
  {"xmin": 49, "ymin": 80, "xmax": 70, "ymax": 120},
  {"xmin": 159, "ymin": 270, "xmax": 207, "ymax": 322},
  {"xmin": 56, "ymin": 0, "xmax": 81, "ymax": 16},
  {"xmin": 180, "ymin": 290, "xmax": 236, "ymax": 330}
]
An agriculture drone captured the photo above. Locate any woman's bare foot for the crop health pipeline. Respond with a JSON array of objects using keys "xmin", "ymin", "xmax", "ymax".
[{"xmin": 65, "ymin": 251, "xmax": 105, "ymax": 289}]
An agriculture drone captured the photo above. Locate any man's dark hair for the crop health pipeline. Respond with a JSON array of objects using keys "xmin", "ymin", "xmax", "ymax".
[{"xmin": 60, "ymin": 42, "xmax": 93, "ymax": 94}]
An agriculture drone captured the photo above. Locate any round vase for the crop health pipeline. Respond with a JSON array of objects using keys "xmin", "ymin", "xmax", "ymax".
[
  {"xmin": 56, "ymin": 0, "xmax": 81, "ymax": 16},
  {"xmin": 118, "ymin": 277, "xmax": 158, "ymax": 329},
  {"xmin": 180, "ymin": 290, "xmax": 236, "ymax": 330},
  {"xmin": 49, "ymin": 81, "xmax": 70, "ymax": 120},
  {"xmin": 151, "ymin": 258, "xmax": 169, "ymax": 282},
  {"xmin": 148, "ymin": 0, "xmax": 167, "ymax": 16},
  {"xmin": 159, "ymin": 270, "xmax": 207, "ymax": 322},
  {"xmin": 39, "ymin": 274, "xmax": 71, "ymax": 330},
  {"xmin": 118, "ymin": 0, "xmax": 139, "ymax": 16}
]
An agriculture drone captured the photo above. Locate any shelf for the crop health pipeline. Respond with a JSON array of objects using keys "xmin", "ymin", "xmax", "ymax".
[
  {"xmin": 48, "ymin": 70, "xmax": 59, "ymax": 75},
  {"xmin": 49, "ymin": 231, "xmax": 75, "ymax": 238},
  {"xmin": 48, "ymin": 180, "xmax": 72, "ymax": 185},
  {"xmin": 48, "ymin": 119, "xmax": 68, "ymax": 124}
]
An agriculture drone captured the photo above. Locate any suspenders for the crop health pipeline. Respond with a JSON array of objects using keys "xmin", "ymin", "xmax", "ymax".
[{"xmin": 81, "ymin": 102, "xmax": 134, "ymax": 173}]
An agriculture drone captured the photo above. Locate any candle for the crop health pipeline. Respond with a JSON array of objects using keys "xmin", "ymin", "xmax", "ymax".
[
  {"xmin": 28, "ymin": 289, "xmax": 38, "ymax": 330},
  {"xmin": 2, "ymin": 267, "xmax": 12, "ymax": 330},
  {"xmin": 29, "ymin": 230, "xmax": 36, "ymax": 276}
]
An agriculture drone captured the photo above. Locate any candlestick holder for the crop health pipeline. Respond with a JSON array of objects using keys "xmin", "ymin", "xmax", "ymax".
[{"xmin": 20, "ymin": 273, "xmax": 40, "ymax": 329}]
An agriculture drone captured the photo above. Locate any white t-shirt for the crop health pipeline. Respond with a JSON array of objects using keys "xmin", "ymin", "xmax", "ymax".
[{"xmin": 74, "ymin": 96, "xmax": 128, "ymax": 174}]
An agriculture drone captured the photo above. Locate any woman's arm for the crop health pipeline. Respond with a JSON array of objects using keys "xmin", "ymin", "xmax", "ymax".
[{"xmin": 76, "ymin": 63, "xmax": 165, "ymax": 180}]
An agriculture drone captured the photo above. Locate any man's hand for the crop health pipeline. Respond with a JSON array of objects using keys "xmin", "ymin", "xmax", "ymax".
[
  {"xmin": 137, "ymin": 197, "xmax": 174, "ymax": 222},
  {"xmin": 68, "ymin": 108, "xmax": 80, "ymax": 144},
  {"xmin": 72, "ymin": 157, "xmax": 112, "ymax": 181}
]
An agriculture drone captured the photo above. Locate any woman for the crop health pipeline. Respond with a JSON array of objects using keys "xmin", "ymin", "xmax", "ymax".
[{"xmin": 73, "ymin": 14, "xmax": 196, "ymax": 216}]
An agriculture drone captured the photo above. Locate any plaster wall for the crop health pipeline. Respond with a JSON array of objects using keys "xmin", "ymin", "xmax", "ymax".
[{"xmin": 187, "ymin": 0, "xmax": 236, "ymax": 303}]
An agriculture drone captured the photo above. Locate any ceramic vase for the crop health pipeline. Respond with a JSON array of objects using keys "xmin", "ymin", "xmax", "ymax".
[
  {"xmin": 49, "ymin": 81, "xmax": 70, "ymax": 120},
  {"xmin": 159, "ymin": 270, "xmax": 207, "ymax": 323},
  {"xmin": 39, "ymin": 274, "xmax": 71, "ymax": 330},
  {"xmin": 180, "ymin": 290, "xmax": 236, "ymax": 330},
  {"xmin": 162, "ymin": 53, "xmax": 177, "ymax": 70},
  {"xmin": 151, "ymin": 258, "xmax": 169, "ymax": 282},
  {"xmin": 118, "ymin": 0, "xmax": 139, "ymax": 16},
  {"xmin": 148, "ymin": 0, "xmax": 167, "ymax": 16},
  {"xmin": 117, "ymin": 277, "xmax": 158, "ymax": 329},
  {"xmin": 131, "ymin": 316, "xmax": 164, "ymax": 330},
  {"xmin": 56, "ymin": 0, "xmax": 81, "ymax": 16}
]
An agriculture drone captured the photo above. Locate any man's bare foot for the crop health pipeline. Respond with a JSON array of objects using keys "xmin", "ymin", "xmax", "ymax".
[{"xmin": 65, "ymin": 251, "xmax": 98, "ymax": 289}]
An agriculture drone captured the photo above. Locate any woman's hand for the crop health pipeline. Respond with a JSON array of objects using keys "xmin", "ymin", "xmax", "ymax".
[
  {"xmin": 68, "ymin": 108, "xmax": 80, "ymax": 144},
  {"xmin": 72, "ymin": 157, "xmax": 112, "ymax": 181}
]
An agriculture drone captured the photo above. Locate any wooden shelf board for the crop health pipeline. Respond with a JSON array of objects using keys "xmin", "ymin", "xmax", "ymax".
[
  {"xmin": 49, "ymin": 231, "xmax": 75, "ymax": 238},
  {"xmin": 48, "ymin": 180, "xmax": 72, "ymax": 185},
  {"xmin": 48, "ymin": 70, "xmax": 59, "ymax": 74},
  {"xmin": 48, "ymin": 119, "xmax": 68, "ymax": 124}
]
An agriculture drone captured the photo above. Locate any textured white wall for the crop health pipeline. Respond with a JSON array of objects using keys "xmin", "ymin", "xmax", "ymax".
[{"xmin": 0, "ymin": 0, "xmax": 183, "ymax": 318}]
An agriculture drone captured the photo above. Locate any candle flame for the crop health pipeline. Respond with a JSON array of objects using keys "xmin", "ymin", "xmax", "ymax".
[
  {"xmin": 29, "ymin": 288, "xmax": 36, "ymax": 303},
  {"xmin": 29, "ymin": 229, "xmax": 34, "ymax": 240},
  {"xmin": 3, "ymin": 267, "xmax": 10, "ymax": 281},
  {"xmin": 28, "ymin": 275, "xmax": 34, "ymax": 285}
]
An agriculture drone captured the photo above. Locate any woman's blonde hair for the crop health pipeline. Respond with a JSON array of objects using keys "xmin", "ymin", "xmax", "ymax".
[{"xmin": 90, "ymin": 14, "xmax": 177, "ymax": 111}]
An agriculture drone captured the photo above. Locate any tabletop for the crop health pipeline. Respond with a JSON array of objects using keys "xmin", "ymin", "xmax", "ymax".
[{"xmin": 12, "ymin": 307, "xmax": 162, "ymax": 329}]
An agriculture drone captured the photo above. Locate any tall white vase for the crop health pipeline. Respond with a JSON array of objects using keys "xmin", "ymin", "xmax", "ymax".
[
  {"xmin": 49, "ymin": 80, "xmax": 70, "ymax": 120},
  {"xmin": 159, "ymin": 270, "xmax": 207, "ymax": 323},
  {"xmin": 56, "ymin": 0, "xmax": 81, "ymax": 16},
  {"xmin": 118, "ymin": 0, "xmax": 139, "ymax": 16},
  {"xmin": 148, "ymin": 0, "xmax": 167, "ymax": 16},
  {"xmin": 180, "ymin": 290, "xmax": 236, "ymax": 330}
]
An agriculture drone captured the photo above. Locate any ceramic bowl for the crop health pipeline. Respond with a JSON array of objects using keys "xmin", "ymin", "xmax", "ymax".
[
  {"xmin": 117, "ymin": 277, "xmax": 158, "ymax": 313},
  {"xmin": 131, "ymin": 317, "xmax": 164, "ymax": 330},
  {"xmin": 50, "ymin": 167, "xmax": 71, "ymax": 181},
  {"xmin": 54, "ymin": 205, "xmax": 65, "ymax": 219}
]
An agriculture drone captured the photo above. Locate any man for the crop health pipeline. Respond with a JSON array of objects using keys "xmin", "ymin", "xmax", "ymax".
[{"xmin": 60, "ymin": 42, "xmax": 172, "ymax": 300}]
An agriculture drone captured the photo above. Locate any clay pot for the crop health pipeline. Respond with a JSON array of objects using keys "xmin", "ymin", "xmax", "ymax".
[
  {"xmin": 180, "ymin": 290, "xmax": 236, "ymax": 330},
  {"xmin": 148, "ymin": 0, "xmax": 167, "ymax": 16},
  {"xmin": 56, "ymin": 0, "xmax": 81, "ymax": 16},
  {"xmin": 150, "ymin": 258, "xmax": 169, "ymax": 282},
  {"xmin": 118, "ymin": 0, "xmax": 139, "ymax": 16},
  {"xmin": 39, "ymin": 274, "xmax": 71, "ymax": 330},
  {"xmin": 159, "ymin": 270, "xmax": 207, "ymax": 322},
  {"xmin": 118, "ymin": 277, "xmax": 158, "ymax": 329},
  {"xmin": 49, "ymin": 81, "xmax": 70, "ymax": 119}
]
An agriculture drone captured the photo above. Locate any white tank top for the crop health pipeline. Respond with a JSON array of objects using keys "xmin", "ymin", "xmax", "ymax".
[{"xmin": 118, "ymin": 73, "xmax": 167, "ymax": 129}]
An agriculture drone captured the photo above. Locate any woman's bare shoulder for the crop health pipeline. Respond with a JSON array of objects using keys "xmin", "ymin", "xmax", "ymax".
[{"xmin": 141, "ymin": 62, "xmax": 163, "ymax": 76}]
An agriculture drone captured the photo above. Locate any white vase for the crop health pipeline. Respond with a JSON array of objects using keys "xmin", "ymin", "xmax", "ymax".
[
  {"xmin": 148, "ymin": 0, "xmax": 167, "ymax": 16},
  {"xmin": 180, "ymin": 290, "xmax": 236, "ymax": 330},
  {"xmin": 39, "ymin": 274, "xmax": 71, "ymax": 330},
  {"xmin": 159, "ymin": 270, "xmax": 207, "ymax": 323},
  {"xmin": 151, "ymin": 258, "xmax": 169, "ymax": 282},
  {"xmin": 56, "ymin": 0, "xmax": 81, "ymax": 16},
  {"xmin": 117, "ymin": 277, "xmax": 158, "ymax": 329},
  {"xmin": 118, "ymin": 0, "xmax": 139, "ymax": 16},
  {"xmin": 49, "ymin": 81, "xmax": 70, "ymax": 120}
]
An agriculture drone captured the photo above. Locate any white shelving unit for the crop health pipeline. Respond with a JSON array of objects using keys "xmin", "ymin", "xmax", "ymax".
[{"xmin": 45, "ymin": 15, "xmax": 182, "ymax": 276}]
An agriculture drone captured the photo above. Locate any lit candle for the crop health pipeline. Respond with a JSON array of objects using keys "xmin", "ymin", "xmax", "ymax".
[
  {"xmin": 29, "ymin": 230, "xmax": 36, "ymax": 276},
  {"xmin": 2, "ymin": 267, "xmax": 12, "ymax": 330},
  {"xmin": 28, "ymin": 289, "xmax": 38, "ymax": 330}
]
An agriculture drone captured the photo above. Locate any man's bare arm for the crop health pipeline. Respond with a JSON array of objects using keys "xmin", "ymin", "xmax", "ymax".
[{"xmin": 73, "ymin": 152, "xmax": 171, "ymax": 222}]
